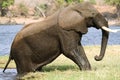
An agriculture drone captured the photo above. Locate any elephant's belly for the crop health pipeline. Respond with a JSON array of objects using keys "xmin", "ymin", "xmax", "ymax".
[
  {"xmin": 32, "ymin": 49, "xmax": 60, "ymax": 67},
  {"xmin": 25, "ymin": 34, "xmax": 60, "ymax": 64},
  {"xmin": 31, "ymin": 44, "xmax": 60, "ymax": 65}
]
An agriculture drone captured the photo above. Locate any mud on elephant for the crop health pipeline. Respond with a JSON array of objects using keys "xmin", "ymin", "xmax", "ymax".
[{"xmin": 3, "ymin": 2, "xmax": 117, "ymax": 74}]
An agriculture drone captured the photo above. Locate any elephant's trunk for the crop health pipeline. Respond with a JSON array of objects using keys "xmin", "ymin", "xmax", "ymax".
[{"xmin": 94, "ymin": 29, "xmax": 109, "ymax": 61}]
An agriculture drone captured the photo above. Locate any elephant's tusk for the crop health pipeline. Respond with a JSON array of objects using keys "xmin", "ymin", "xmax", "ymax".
[{"xmin": 102, "ymin": 26, "xmax": 120, "ymax": 33}]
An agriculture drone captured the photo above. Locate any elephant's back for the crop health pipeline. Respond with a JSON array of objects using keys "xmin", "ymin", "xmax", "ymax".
[{"xmin": 20, "ymin": 10, "xmax": 59, "ymax": 38}]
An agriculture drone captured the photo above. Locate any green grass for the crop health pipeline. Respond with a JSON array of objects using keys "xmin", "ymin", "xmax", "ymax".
[
  {"xmin": 1, "ymin": 45, "xmax": 120, "ymax": 80},
  {"xmin": 0, "ymin": 55, "xmax": 15, "ymax": 68}
]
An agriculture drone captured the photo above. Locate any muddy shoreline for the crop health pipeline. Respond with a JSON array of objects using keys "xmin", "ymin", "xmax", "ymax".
[
  {"xmin": 0, "ymin": 17, "xmax": 120, "ymax": 26},
  {"xmin": 0, "ymin": 17, "xmax": 45, "ymax": 25}
]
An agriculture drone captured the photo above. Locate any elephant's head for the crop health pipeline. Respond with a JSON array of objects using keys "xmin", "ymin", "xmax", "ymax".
[{"xmin": 58, "ymin": 2, "xmax": 117, "ymax": 61}]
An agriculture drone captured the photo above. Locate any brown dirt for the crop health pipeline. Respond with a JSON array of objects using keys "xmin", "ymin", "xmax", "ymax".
[{"xmin": 0, "ymin": 17, "xmax": 45, "ymax": 25}]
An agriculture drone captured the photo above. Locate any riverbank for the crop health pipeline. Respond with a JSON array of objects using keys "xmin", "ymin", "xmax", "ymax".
[
  {"xmin": 0, "ymin": 5, "xmax": 120, "ymax": 26},
  {"xmin": 0, "ymin": 17, "xmax": 45, "ymax": 25},
  {"xmin": 108, "ymin": 19, "xmax": 120, "ymax": 26},
  {"xmin": 0, "ymin": 45, "xmax": 120, "ymax": 79},
  {"xmin": 0, "ymin": 16, "xmax": 120, "ymax": 26}
]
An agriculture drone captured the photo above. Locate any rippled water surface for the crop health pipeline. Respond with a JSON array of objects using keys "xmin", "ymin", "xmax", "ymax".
[
  {"xmin": 0, "ymin": 69, "xmax": 17, "ymax": 80},
  {"xmin": 0, "ymin": 25, "xmax": 23, "ymax": 56}
]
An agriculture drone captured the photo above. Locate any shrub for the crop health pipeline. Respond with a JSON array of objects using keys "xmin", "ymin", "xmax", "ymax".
[
  {"xmin": 2, "ymin": 0, "xmax": 14, "ymax": 9},
  {"xmin": 105, "ymin": 0, "xmax": 120, "ymax": 19},
  {"xmin": 0, "ymin": 0, "xmax": 14, "ymax": 16},
  {"xmin": 18, "ymin": 3, "xmax": 28, "ymax": 16}
]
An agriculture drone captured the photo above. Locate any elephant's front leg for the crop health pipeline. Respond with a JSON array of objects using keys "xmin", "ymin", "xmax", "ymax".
[
  {"xmin": 63, "ymin": 45, "xmax": 91, "ymax": 70},
  {"xmin": 70, "ymin": 45, "xmax": 91, "ymax": 70},
  {"xmin": 60, "ymin": 31, "xmax": 91, "ymax": 70}
]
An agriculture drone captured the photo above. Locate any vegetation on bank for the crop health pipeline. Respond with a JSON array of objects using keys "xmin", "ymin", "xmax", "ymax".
[
  {"xmin": 0, "ymin": 0, "xmax": 120, "ymax": 25},
  {"xmin": 0, "ymin": 4, "xmax": 119, "ymax": 25},
  {"xmin": 0, "ymin": 0, "xmax": 119, "ymax": 18},
  {"xmin": 1, "ymin": 45, "xmax": 120, "ymax": 80},
  {"xmin": 0, "ymin": 0, "xmax": 96, "ymax": 17},
  {"xmin": 0, "ymin": 0, "xmax": 14, "ymax": 16},
  {"xmin": 105, "ymin": 0, "xmax": 120, "ymax": 19}
]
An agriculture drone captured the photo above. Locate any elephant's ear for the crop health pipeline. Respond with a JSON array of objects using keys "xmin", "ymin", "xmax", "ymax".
[
  {"xmin": 73, "ymin": 2, "xmax": 98, "ymax": 18},
  {"xmin": 58, "ymin": 7, "xmax": 88, "ymax": 34}
]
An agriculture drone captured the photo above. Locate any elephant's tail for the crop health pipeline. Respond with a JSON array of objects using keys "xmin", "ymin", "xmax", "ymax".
[{"xmin": 3, "ymin": 56, "xmax": 12, "ymax": 73}]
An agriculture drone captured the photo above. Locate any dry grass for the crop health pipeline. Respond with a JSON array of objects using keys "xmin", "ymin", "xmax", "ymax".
[{"xmin": 1, "ymin": 45, "xmax": 120, "ymax": 80}]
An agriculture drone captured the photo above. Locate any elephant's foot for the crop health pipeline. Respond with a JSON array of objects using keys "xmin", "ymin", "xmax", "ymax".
[
  {"xmin": 79, "ymin": 62, "xmax": 91, "ymax": 70},
  {"xmin": 72, "ymin": 49, "xmax": 91, "ymax": 70},
  {"xmin": 74, "ymin": 54, "xmax": 91, "ymax": 70},
  {"xmin": 15, "ymin": 60, "xmax": 36, "ymax": 74}
]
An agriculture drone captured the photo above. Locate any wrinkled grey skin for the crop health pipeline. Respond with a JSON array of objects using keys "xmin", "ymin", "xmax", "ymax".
[{"xmin": 3, "ymin": 2, "xmax": 109, "ymax": 74}]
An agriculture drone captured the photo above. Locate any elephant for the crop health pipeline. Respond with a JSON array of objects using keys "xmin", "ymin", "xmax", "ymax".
[{"xmin": 3, "ymin": 2, "xmax": 117, "ymax": 74}]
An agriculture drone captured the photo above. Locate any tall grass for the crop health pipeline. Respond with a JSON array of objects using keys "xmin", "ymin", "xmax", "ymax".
[{"xmin": 1, "ymin": 45, "xmax": 120, "ymax": 80}]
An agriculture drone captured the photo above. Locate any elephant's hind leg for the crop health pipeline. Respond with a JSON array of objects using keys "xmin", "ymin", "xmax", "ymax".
[
  {"xmin": 14, "ymin": 51, "xmax": 36, "ymax": 74},
  {"xmin": 12, "ymin": 44, "xmax": 35, "ymax": 74},
  {"xmin": 14, "ymin": 55, "xmax": 35, "ymax": 74}
]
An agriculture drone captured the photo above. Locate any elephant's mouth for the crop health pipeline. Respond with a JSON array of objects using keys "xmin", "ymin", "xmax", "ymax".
[{"xmin": 102, "ymin": 26, "xmax": 120, "ymax": 33}]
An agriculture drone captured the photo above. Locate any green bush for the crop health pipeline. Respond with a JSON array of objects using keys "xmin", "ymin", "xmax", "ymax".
[
  {"xmin": 65, "ymin": 0, "xmax": 84, "ymax": 3},
  {"xmin": 2, "ymin": 0, "xmax": 14, "ymax": 9},
  {"xmin": 18, "ymin": 3, "xmax": 28, "ymax": 16},
  {"xmin": 105, "ymin": 0, "xmax": 120, "ymax": 19},
  {"xmin": 0, "ymin": 0, "xmax": 14, "ymax": 16},
  {"xmin": 39, "ymin": 4, "xmax": 47, "ymax": 10},
  {"xmin": 57, "ymin": 0, "xmax": 65, "ymax": 5},
  {"xmin": 55, "ymin": 0, "xmax": 84, "ymax": 8},
  {"xmin": 65, "ymin": 0, "xmax": 74, "ymax": 4},
  {"xmin": 105, "ymin": 0, "xmax": 120, "ymax": 5},
  {"xmin": 89, "ymin": 0, "xmax": 96, "ymax": 4}
]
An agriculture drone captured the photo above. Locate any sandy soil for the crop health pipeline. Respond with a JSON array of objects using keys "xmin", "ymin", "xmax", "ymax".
[
  {"xmin": 0, "ymin": 16, "xmax": 120, "ymax": 26},
  {"xmin": 108, "ymin": 19, "xmax": 120, "ymax": 26},
  {"xmin": 0, "ymin": 17, "xmax": 45, "ymax": 25}
]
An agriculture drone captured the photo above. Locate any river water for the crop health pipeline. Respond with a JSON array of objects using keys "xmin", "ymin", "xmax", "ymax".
[
  {"xmin": 0, "ymin": 25, "xmax": 120, "ymax": 80},
  {"xmin": 0, "ymin": 69, "xmax": 17, "ymax": 80},
  {"xmin": 0, "ymin": 25, "xmax": 120, "ymax": 56}
]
